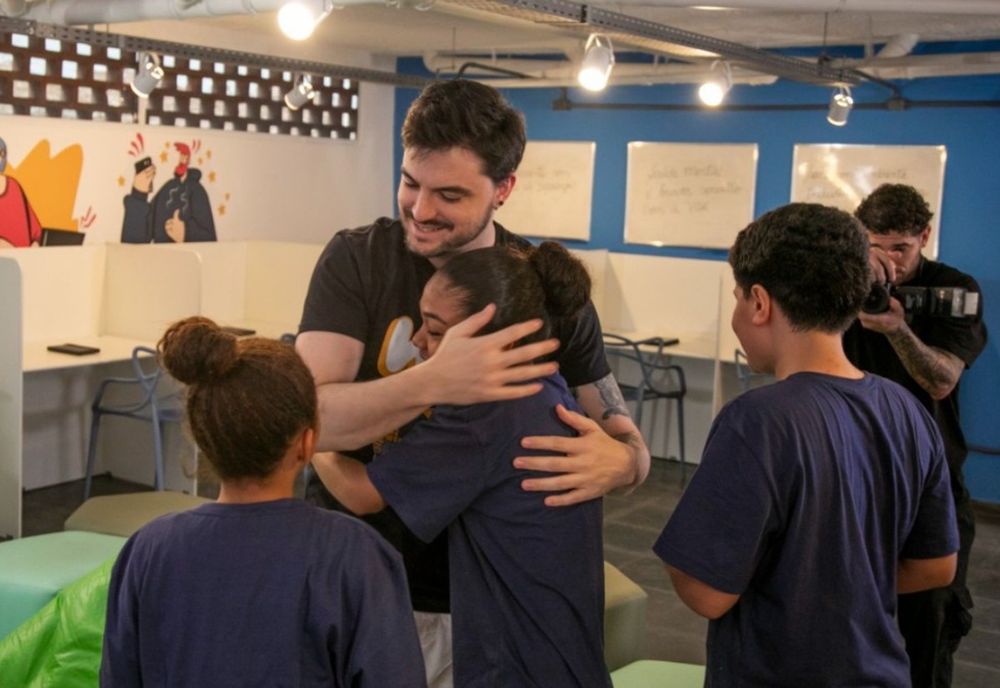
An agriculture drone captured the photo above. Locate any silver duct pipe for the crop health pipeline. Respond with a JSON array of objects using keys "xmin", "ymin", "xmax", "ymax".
[{"xmin": 5, "ymin": 0, "xmax": 379, "ymax": 25}]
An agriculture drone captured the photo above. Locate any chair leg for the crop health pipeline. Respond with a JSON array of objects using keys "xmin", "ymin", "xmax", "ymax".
[
  {"xmin": 677, "ymin": 398, "xmax": 687, "ymax": 486},
  {"xmin": 151, "ymin": 419, "xmax": 166, "ymax": 492},
  {"xmin": 83, "ymin": 411, "xmax": 103, "ymax": 500}
]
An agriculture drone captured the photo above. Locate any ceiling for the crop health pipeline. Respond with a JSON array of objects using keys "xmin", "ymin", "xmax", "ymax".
[
  {"xmin": 8, "ymin": 0, "xmax": 1000, "ymax": 86},
  {"xmin": 205, "ymin": 0, "xmax": 1000, "ymax": 87}
]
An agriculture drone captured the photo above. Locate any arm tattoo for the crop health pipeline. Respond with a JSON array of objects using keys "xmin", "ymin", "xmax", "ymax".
[
  {"xmin": 594, "ymin": 372, "xmax": 630, "ymax": 421},
  {"xmin": 887, "ymin": 326, "xmax": 963, "ymax": 397}
]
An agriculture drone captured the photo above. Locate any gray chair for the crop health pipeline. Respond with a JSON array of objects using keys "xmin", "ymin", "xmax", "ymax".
[
  {"xmin": 83, "ymin": 346, "xmax": 183, "ymax": 499},
  {"xmin": 604, "ymin": 334, "xmax": 687, "ymax": 483}
]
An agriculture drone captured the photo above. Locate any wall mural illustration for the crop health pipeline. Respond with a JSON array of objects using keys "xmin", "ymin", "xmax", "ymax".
[
  {"xmin": 121, "ymin": 134, "xmax": 219, "ymax": 244},
  {"xmin": 0, "ymin": 138, "xmax": 94, "ymax": 248}
]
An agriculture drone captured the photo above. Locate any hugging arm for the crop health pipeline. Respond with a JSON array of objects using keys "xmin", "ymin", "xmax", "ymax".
[
  {"xmin": 311, "ymin": 452, "xmax": 385, "ymax": 515},
  {"xmin": 297, "ymin": 305, "xmax": 559, "ymax": 452},
  {"xmin": 515, "ymin": 372, "xmax": 651, "ymax": 507}
]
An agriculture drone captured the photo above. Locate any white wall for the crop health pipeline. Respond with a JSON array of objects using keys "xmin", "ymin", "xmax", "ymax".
[{"xmin": 0, "ymin": 18, "xmax": 394, "ymax": 247}]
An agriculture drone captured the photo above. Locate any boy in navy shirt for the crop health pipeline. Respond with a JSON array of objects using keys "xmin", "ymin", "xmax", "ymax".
[{"xmin": 655, "ymin": 203, "xmax": 959, "ymax": 687}]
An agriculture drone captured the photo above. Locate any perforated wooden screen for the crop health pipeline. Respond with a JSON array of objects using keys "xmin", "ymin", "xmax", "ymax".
[{"xmin": 0, "ymin": 31, "xmax": 359, "ymax": 139}]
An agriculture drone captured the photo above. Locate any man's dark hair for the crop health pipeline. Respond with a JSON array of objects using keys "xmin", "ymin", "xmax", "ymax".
[
  {"xmin": 401, "ymin": 80, "xmax": 526, "ymax": 183},
  {"xmin": 729, "ymin": 203, "xmax": 870, "ymax": 333},
  {"xmin": 855, "ymin": 183, "xmax": 933, "ymax": 236}
]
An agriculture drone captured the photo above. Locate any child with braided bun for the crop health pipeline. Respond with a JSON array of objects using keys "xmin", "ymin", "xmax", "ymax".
[{"xmin": 101, "ymin": 317, "xmax": 425, "ymax": 687}]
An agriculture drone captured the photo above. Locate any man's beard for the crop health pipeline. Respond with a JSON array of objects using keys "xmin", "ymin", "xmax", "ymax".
[
  {"xmin": 403, "ymin": 203, "xmax": 493, "ymax": 260},
  {"xmin": 174, "ymin": 163, "xmax": 188, "ymax": 177}
]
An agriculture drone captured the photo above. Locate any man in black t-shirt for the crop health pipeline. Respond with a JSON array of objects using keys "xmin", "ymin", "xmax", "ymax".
[
  {"xmin": 843, "ymin": 184, "xmax": 988, "ymax": 688},
  {"xmin": 297, "ymin": 80, "xmax": 650, "ymax": 688}
]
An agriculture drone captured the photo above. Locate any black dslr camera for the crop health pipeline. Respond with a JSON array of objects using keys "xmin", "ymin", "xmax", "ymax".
[{"xmin": 863, "ymin": 282, "xmax": 980, "ymax": 318}]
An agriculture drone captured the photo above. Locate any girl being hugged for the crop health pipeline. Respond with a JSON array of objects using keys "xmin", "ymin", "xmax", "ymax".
[
  {"xmin": 314, "ymin": 242, "xmax": 611, "ymax": 688},
  {"xmin": 101, "ymin": 318, "xmax": 425, "ymax": 687}
]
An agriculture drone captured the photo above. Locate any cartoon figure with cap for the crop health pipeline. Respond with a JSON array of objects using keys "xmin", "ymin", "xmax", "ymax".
[
  {"xmin": 122, "ymin": 140, "xmax": 216, "ymax": 244},
  {"xmin": 0, "ymin": 136, "xmax": 42, "ymax": 248}
]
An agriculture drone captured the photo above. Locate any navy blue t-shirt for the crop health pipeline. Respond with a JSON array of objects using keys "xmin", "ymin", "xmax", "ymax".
[
  {"xmin": 654, "ymin": 373, "xmax": 958, "ymax": 688},
  {"xmin": 101, "ymin": 499, "xmax": 425, "ymax": 688},
  {"xmin": 367, "ymin": 374, "xmax": 610, "ymax": 688}
]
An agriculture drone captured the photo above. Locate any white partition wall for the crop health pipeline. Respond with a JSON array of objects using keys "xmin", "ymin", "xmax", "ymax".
[
  {"xmin": 603, "ymin": 253, "xmax": 726, "ymax": 359},
  {"xmin": 244, "ymin": 241, "xmax": 324, "ymax": 337},
  {"xmin": 167, "ymin": 242, "xmax": 250, "ymax": 325},
  {"xmin": 103, "ymin": 245, "xmax": 203, "ymax": 341},
  {"xmin": 570, "ymin": 248, "xmax": 610, "ymax": 318},
  {"xmin": 0, "ymin": 258, "xmax": 23, "ymax": 539}
]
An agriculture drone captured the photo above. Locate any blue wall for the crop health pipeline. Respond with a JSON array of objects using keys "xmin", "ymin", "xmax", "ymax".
[{"xmin": 393, "ymin": 65, "xmax": 1000, "ymax": 502}]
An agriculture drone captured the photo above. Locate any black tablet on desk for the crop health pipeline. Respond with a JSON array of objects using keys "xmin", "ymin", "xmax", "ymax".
[{"xmin": 47, "ymin": 343, "xmax": 100, "ymax": 356}]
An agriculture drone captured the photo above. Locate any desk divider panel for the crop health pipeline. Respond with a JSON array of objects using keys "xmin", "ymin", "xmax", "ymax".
[
  {"xmin": 15, "ymin": 245, "xmax": 106, "ymax": 344},
  {"xmin": 716, "ymin": 268, "xmax": 741, "ymax": 362},
  {"xmin": 570, "ymin": 248, "xmax": 610, "ymax": 319},
  {"xmin": 0, "ymin": 257, "xmax": 23, "ymax": 539},
  {"xmin": 243, "ymin": 241, "xmax": 324, "ymax": 336},
  {"xmin": 103, "ymin": 245, "xmax": 202, "ymax": 342},
  {"xmin": 603, "ymin": 253, "xmax": 725, "ymax": 359},
  {"xmin": 166, "ymin": 242, "xmax": 249, "ymax": 325}
]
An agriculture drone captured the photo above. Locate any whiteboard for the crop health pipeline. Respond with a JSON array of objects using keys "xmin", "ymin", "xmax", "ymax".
[
  {"xmin": 495, "ymin": 141, "xmax": 595, "ymax": 240},
  {"xmin": 790, "ymin": 144, "xmax": 946, "ymax": 259},
  {"xmin": 624, "ymin": 142, "xmax": 758, "ymax": 248}
]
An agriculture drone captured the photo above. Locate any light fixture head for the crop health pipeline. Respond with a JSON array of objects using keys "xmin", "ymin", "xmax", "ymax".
[
  {"xmin": 577, "ymin": 34, "xmax": 615, "ymax": 92},
  {"xmin": 827, "ymin": 85, "xmax": 853, "ymax": 126},
  {"xmin": 698, "ymin": 60, "xmax": 731, "ymax": 107},
  {"xmin": 277, "ymin": 1, "xmax": 332, "ymax": 41},
  {"xmin": 130, "ymin": 52, "xmax": 164, "ymax": 98},
  {"xmin": 284, "ymin": 74, "xmax": 315, "ymax": 110}
]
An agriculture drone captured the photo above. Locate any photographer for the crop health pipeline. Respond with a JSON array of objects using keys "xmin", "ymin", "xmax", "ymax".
[{"xmin": 844, "ymin": 183, "xmax": 988, "ymax": 688}]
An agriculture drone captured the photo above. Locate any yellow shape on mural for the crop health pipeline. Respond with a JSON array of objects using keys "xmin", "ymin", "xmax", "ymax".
[
  {"xmin": 217, "ymin": 204, "xmax": 226, "ymax": 216},
  {"xmin": 208, "ymin": 171, "xmax": 216, "ymax": 183},
  {"xmin": 8, "ymin": 140, "xmax": 84, "ymax": 231}
]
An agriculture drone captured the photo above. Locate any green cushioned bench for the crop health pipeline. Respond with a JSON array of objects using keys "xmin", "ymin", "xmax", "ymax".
[
  {"xmin": 64, "ymin": 490, "xmax": 210, "ymax": 538},
  {"xmin": 611, "ymin": 659, "xmax": 706, "ymax": 687},
  {"xmin": 604, "ymin": 561, "xmax": 649, "ymax": 671},
  {"xmin": 0, "ymin": 531, "xmax": 126, "ymax": 639}
]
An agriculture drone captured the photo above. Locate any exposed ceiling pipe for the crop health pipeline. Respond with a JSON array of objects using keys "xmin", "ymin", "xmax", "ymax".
[
  {"xmin": 840, "ymin": 50, "xmax": 1000, "ymax": 79},
  {"xmin": 876, "ymin": 33, "xmax": 919, "ymax": 59},
  {"xmin": 595, "ymin": 0, "xmax": 1000, "ymax": 14},
  {"xmin": 4, "ymin": 0, "xmax": 380, "ymax": 25}
]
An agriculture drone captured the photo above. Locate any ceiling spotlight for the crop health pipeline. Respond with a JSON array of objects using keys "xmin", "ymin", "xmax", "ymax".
[
  {"xmin": 698, "ymin": 60, "xmax": 731, "ymax": 107},
  {"xmin": 277, "ymin": 1, "xmax": 333, "ymax": 41},
  {"xmin": 284, "ymin": 74, "xmax": 315, "ymax": 110},
  {"xmin": 827, "ymin": 85, "xmax": 854, "ymax": 126},
  {"xmin": 577, "ymin": 34, "xmax": 615, "ymax": 92},
  {"xmin": 130, "ymin": 52, "xmax": 164, "ymax": 98}
]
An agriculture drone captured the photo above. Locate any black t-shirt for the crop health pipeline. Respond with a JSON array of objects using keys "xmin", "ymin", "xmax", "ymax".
[
  {"xmin": 298, "ymin": 217, "xmax": 611, "ymax": 612},
  {"xmin": 843, "ymin": 257, "xmax": 988, "ymax": 474}
]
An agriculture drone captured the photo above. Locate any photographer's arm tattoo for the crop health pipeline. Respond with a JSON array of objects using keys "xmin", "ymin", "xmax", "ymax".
[
  {"xmin": 594, "ymin": 372, "xmax": 629, "ymax": 420},
  {"xmin": 887, "ymin": 325, "xmax": 965, "ymax": 400}
]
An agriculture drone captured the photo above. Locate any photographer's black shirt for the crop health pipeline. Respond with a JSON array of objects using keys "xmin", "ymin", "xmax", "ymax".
[{"xmin": 843, "ymin": 257, "xmax": 988, "ymax": 473}]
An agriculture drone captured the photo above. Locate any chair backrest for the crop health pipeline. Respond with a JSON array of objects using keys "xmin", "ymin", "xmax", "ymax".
[
  {"xmin": 604, "ymin": 333, "xmax": 686, "ymax": 398},
  {"xmin": 130, "ymin": 346, "xmax": 164, "ymax": 403}
]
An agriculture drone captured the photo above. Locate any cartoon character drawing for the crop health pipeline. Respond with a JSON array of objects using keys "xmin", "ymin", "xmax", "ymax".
[
  {"xmin": 0, "ymin": 137, "xmax": 42, "ymax": 248},
  {"xmin": 121, "ymin": 140, "xmax": 216, "ymax": 244}
]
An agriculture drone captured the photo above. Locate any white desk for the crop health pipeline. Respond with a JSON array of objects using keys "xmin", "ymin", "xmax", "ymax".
[
  {"xmin": 23, "ymin": 337, "xmax": 152, "ymax": 373},
  {"xmin": 1, "ymin": 245, "xmax": 203, "ymax": 538}
]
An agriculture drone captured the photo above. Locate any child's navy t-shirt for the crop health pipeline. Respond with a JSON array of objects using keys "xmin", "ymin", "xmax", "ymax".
[{"xmin": 368, "ymin": 374, "xmax": 610, "ymax": 688}]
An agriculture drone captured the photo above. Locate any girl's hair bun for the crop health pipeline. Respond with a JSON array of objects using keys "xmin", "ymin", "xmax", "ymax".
[
  {"xmin": 529, "ymin": 241, "xmax": 591, "ymax": 319},
  {"xmin": 158, "ymin": 316, "xmax": 238, "ymax": 385}
]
